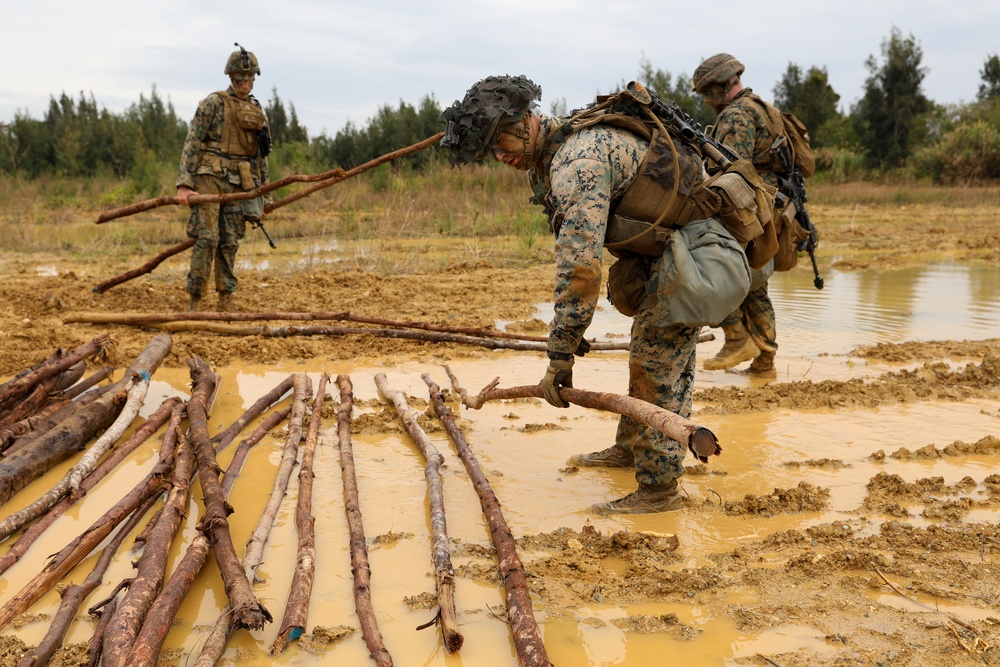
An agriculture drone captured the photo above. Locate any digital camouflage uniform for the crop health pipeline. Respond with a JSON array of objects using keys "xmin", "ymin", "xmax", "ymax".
[
  {"xmin": 530, "ymin": 117, "xmax": 697, "ymax": 488},
  {"xmin": 710, "ymin": 88, "xmax": 779, "ymax": 356},
  {"xmin": 176, "ymin": 87, "xmax": 270, "ymax": 298}
]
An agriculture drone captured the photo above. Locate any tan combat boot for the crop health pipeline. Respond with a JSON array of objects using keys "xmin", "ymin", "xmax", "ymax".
[
  {"xmin": 188, "ymin": 294, "xmax": 202, "ymax": 312},
  {"xmin": 592, "ymin": 480, "xmax": 683, "ymax": 515},
  {"xmin": 217, "ymin": 292, "xmax": 237, "ymax": 313},
  {"xmin": 703, "ymin": 322, "xmax": 760, "ymax": 370},
  {"xmin": 749, "ymin": 349, "xmax": 776, "ymax": 375},
  {"xmin": 567, "ymin": 444, "xmax": 634, "ymax": 468}
]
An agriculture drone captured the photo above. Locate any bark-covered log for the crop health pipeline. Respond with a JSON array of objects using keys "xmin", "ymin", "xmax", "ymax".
[
  {"xmin": 100, "ymin": 427, "xmax": 195, "ymax": 667},
  {"xmin": 92, "ymin": 240, "xmax": 195, "ymax": 294},
  {"xmin": 209, "ymin": 374, "xmax": 295, "ymax": 452},
  {"xmin": 337, "ymin": 374, "xmax": 394, "ymax": 667},
  {"xmin": 1, "ymin": 384, "xmax": 115, "ymax": 457},
  {"xmin": 446, "ymin": 368, "xmax": 721, "ymax": 463},
  {"xmin": 0, "ymin": 333, "xmax": 110, "ymax": 413},
  {"xmin": 424, "ymin": 374, "xmax": 551, "ymax": 666},
  {"xmin": 0, "ymin": 333, "xmax": 172, "ymax": 507},
  {"xmin": 0, "ymin": 423, "xmax": 176, "ymax": 631},
  {"xmin": 132, "ymin": 401, "xmax": 283, "ymax": 667},
  {"xmin": 16, "ymin": 493, "xmax": 158, "ymax": 667},
  {"xmin": 0, "ymin": 361, "xmax": 84, "ymax": 430},
  {"xmin": 0, "ymin": 374, "xmax": 151, "ymax": 541},
  {"xmin": 62, "ymin": 366, "xmax": 114, "ymax": 400},
  {"xmin": 270, "ymin": 373, "xmax": 328, "ymax": 656},
  {"xmin": 186, "ymin": 357, "xmax": 272, "ymax": 631},
  {"xmin": 0, "ymin": 398, "xmax": 182, "ymax": 576},
  {"xmin": 375, "ymin": 373, "xmax": 462, "ymax": 653}
]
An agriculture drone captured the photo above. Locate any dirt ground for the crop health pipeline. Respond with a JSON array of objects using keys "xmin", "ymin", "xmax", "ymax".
[{"xmin": 0, "ymin": 198, "xmax": 999, "ymax": 666}]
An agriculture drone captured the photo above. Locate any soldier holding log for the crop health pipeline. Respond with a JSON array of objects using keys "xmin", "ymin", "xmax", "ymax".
[
  {"xmin": 176, "ymin": 44, "xmax": 272, "ymax": 312},
  {"xmin": 440, "ymin": 75, "xmax": 749, "ymax": 514}
]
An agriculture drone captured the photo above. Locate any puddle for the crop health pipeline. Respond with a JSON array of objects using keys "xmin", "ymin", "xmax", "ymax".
[{"xmin": 1, "ymin": 260, "xmax": 999, "ymax": 665}]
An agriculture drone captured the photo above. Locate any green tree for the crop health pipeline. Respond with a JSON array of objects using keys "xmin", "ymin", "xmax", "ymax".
[
  {"xmin": 265, "ymin": 87, "xmax": 290, "ymax": 144},
  {"xmin": 772, "ymin": 63, "xmax": 841, "ymax": 147},
  {"xmin": 851, "ymin": 27, "xmax": 930, "ymax": 168},
  {"xmin": 978, "ymin": 53, "xmax": 1000, "ymax": 101}
]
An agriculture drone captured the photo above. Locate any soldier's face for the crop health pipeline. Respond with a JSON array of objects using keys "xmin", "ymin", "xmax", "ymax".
[
  {"xmin": 230, "ymin": 73, "xmax": 255, "ymax": 99},
  {"xmin": 700, "ymin": 83, "xmax": 728, "ymax": 113},
  {"xmin": 490, "ymin": 119, "xmax": 535, "ymax": 171}
]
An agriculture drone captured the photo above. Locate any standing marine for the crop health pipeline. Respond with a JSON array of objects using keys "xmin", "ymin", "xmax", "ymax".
[
  {"xmin": 439, "ymin": 75, "xmax": 744, "ymax": 514},
  {"xmin": 176, "ymin": 43, "xmax": 271, "ymax": 312},
  {"xmin": 692, "ymin": 53, "xmax": 781, "ymax": 375}
]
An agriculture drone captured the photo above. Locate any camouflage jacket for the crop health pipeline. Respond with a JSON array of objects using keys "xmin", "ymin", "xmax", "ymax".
[
  {"xmin": 529, "ymin": 116, "xmax": 647, "ymax": 356},
  {"xmin": 709, "ymin": 88, "xmax": 779, "ymax": 187},
  {"xmin": 176, "ymin": 87, "xmax": 269, "ymax": 189}
]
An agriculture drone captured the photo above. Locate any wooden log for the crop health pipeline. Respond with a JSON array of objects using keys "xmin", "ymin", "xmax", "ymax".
[
  {"xmin": 132, "ymin": 401, "xmax": 286, "ymax": 667},
  {"xmin": 100, "ymin": 425, "xmax": 195, "ymax": 667},
  {"xmin": 209, "ymin": 374, "xmax": 295, "ymax": 452},
  {"xmin": 62, "ymin": 366, "xmax": 114, "ymax": 400},
  {"xmin": 374, "ymin": 373, "xmax": 463, "ymax": 653},
  {"xmin": 0, "ymin": 373, "xmax": 151, "ymax": 541},
  {"xmin": 1, "ymin": 384, "xmax": 115, "ymax": 457},
  {"xmin": 16, "ymin": 492, "xmax": 158, "ymax": 667},
  {"xmin": 86, "ymin": 597, "xmax": 115, "ymax": 667},
  {"xmin": 92, "ymin": 240, "xmax": 195, "ymax": 294},
  {"xmin": 0, "ymin": 362, "xmax": 85, "ymax": 431},
  {"xmin": 423, "ymin": 374, "xmax": 551, "ymax": 667},
  {"xmin": 63, "ymin": 311, "xmax": 627, "ymax": 349},
  {"xmin": 0, "ymin": 422, "xmax": 176, "ymax": 631},
  {"xmin": 0, "ymin": 333, "xmax": 110, "ymax": 413},
  {"xmin": 445, "ymin": 368, "xmax": 722, "ymax": 463},
  {"xmin": 337, "ymin": 374, "xmax": 393, "ymax": 667},
  {"xmin": 0, "ymin": 398, "xmax": 182, "ymax": 576},
  {"xmin": 186, "ymin": 356, "xmax": 272, "ymax": 631},
  {"xmin": 270, "ymin": 373, "xmax": 328, "ymax": 656},
  {"xmin": 0, "ymin": 333, "xmax": 172, "ymax": 507}
]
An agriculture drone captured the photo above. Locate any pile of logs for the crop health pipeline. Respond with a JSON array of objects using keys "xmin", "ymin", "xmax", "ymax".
[{"xmin": 0, "ymin": 332, "xmax": 718, "ymax": 666}]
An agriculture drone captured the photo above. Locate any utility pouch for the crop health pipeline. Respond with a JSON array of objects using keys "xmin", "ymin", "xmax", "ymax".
[
  {"xmin": 773, "ymin": 201, "xmax": 810, "ymax": 271},
  {"xmin": 605, "ymin": 214, "xmax": 671, "ymax": 257},
  {"xmin": 607, "ymin": 253, "xmax": 655, "ymax": 317},
  {"xmin": 237, "ymin": 161, "xmax": 256, "ymax": 191},
  {"xmin": 240, "ymin": 196, "xmax": 265, "ymax": 221},
  {"xmin": 708, "ymin": 172, "xmax": 763, "ymax": 244}
]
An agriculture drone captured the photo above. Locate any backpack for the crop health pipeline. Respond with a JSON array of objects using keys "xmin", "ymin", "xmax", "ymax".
[{"xmin": 747, "ymin": 93, "xmax": 815, "ymax": 178}]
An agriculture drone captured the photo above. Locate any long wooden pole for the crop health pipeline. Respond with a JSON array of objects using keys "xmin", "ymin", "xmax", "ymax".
[
  {"xmin": 337, "ymin": 374, "xmax": 394, "ymax": 667},
  {"xmin": 95, "ymin": 132, "xmax": 443, "ymax": 223},
  {"xmin": 92, "ymin": 240, "xmax": 195, "ymax": 294},
  {"xmin": 374, "ymin": 373, "xmax": 463, "ymax": 653},
  {"xmin": 423, "ymin": 374, "xmax": 551, "ymax": 667},
  {"xmin": 270, "ymin": 373, "xmax": 328, "ymax": 656},
  {"xmin": 0, "ymin": 333, "xmax": 110, "ymax": 413},
  {"xmin": 445, "ymin": 368, "xmax": 722, "ymax": 463}
]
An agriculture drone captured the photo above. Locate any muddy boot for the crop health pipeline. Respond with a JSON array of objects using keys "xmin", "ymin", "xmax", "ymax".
[
  {"xmin": 217, "ymin": 292, "xmax": 237, "ymax": 313},
  {"xmin": 749, "ymin": 349, "xmax": 776, "ymax": 376},
  {"xmin": 703, "ymin": 322, "xmax": 760, "ymax": 371},
  {"xmin": 188, "ymin": 294, "xmax": 202, "ymax": 312},
  {"xmin": 567, "ymin": 444, "xmax": 634, "ymax": 468},
  {"xmin": 592, "ymin": 480, "xmax": 682, "ymax": 515}
]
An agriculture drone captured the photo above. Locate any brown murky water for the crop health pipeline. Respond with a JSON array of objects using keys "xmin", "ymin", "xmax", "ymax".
[{"xmin": 1, "ymin": 260, "xmax": 999, "ymax": 666}]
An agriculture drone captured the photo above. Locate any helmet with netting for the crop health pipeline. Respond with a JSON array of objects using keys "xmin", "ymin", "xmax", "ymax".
[
  {"xmin": 439, "ymin": 75, "xmax": 541, "ymax": 166},
  {"xmin": 225, "ymin": 43, "xmax": 261, "ymax": 76},
  {"xmin": 691, "ymin": 54, "xmax": 744, "ymax": 93}
]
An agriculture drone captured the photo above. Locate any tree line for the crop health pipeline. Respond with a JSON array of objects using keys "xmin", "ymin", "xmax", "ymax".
[{"xmin": 2, "ymin": 26, "xmax": 1000, "ymax": 190}]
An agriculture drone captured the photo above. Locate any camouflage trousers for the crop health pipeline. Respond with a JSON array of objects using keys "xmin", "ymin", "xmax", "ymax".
[
  {"xmin": 185, "ymin": 174, "xmax": 246, "ymax": 297},
  {"xmin": 719, "ymin": 281, "xmax": 778, "ymax": 353},
  {"xmin": 614, "ymin": 307, "xmax": 700, "ymax": 487}
]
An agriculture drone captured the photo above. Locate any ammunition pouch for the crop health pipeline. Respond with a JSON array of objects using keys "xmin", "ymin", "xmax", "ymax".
[
  {"xmin": 772, "ymin": 199, "xmax": 810, "ymax": 271},
  {"xmin": 702, "ymin": 159, "xmax": 778, "ymax": 270},
  {"xmin": 606, "ymin": 253, "xmax": 655, "ymax": 317}
]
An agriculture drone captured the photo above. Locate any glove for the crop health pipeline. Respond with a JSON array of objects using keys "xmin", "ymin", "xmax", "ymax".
[
  {"xmin": 540, "ymin": 358, "xmax": 574, "ymax": 408},
  {"xmin": 574, "ymin": 338, "xmax": 591, "ymax": 357}
]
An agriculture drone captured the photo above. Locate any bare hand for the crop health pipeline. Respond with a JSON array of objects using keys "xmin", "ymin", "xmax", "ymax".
[{"xmin": 176, "ymin": 185, "xmax": 197, "ymax": 206}]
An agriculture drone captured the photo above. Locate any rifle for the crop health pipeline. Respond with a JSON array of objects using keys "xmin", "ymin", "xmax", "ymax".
[
  {"xmin": 249, "ymin": 217, "xmax": 277, "ymax": 249},
  {"xmin": 770, "ymin": 136, "xmax": 824, "ymax": 289}
]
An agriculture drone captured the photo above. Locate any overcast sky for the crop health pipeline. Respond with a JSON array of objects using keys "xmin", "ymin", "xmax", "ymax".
[{"xmin": 3, "ymin": 1, "xmax": 998, "ymax": 139}]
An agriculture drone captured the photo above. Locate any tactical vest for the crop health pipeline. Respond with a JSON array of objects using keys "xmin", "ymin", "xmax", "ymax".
[{"xmin": 198, "ymin": 91, "xmax": 268, "ymax": 190}]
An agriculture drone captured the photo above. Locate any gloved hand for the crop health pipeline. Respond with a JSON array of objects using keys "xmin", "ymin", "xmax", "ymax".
[
  {"xmin": 574, "ymin": 338, "xmax": 592, "ymax": 357},
  {"xmin": 540, "ymin": 358, "xmax": 574, "ymax": 408}
]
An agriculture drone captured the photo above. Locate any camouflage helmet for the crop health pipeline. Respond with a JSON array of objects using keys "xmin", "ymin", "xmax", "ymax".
[
  {"xmin": 691, "ymin": 53, "xmax": 744, "ymax": 93},
  {"xmin": 224, "ymin": 43, "xmax": 261, "ymax": 76},
  {"xmin": 439, "ymin": 75, "xmax": 542, "ymax": 166}
]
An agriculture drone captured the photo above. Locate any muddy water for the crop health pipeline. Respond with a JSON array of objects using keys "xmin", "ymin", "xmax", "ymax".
[{"xmin": 1, "ymin": 262, "xmax": 998, "ymax": 665}]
